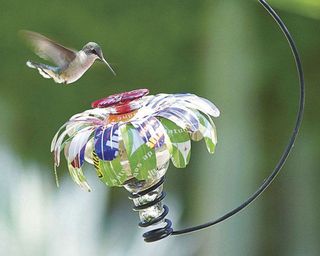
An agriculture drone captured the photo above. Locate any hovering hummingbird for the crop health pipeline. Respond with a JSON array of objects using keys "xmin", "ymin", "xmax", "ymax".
[{"xmin": 21, "ymin": 30, "xmax": 116, "ymax": 84}]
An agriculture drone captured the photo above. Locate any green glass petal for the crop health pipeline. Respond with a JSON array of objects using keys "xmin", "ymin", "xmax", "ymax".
[
  {"xmin": 204, "ymin": 137, "xmax": 216, "ymax": 154},
  {"xmin": 159, "ymin": 118, "xmax": 191, "ymax": 168},
  {"xmin": 159, "ymin": 118, "xmax": 190, "ymax": 143},
  {"xmin": 170, "ymin": 143, "xmax": 191, "ymax": 168},
  {"xmin": 93, "ymin": 152, "xmax": 114, "ymax": 186},
  {"xmin": 92, "ymin": 152, "xmax": 127, "ymax": 187},
  {"xmin": 121, "ymin": 124, "xmax": 157, "ymax": 180},
  {"xmin": 195, "ymin": 111, "xmax": 217, "ymax": 154},
  {"xmin": 68, "ymin": 164, "xmax": 91, "ymax": 191},
  {"xmin": 109, "ymin": 157, "xmax": 129, "ymax": 186},
  {"xmin": 120, "ymin": 124, "xmax": 133, "ymax": 156}
]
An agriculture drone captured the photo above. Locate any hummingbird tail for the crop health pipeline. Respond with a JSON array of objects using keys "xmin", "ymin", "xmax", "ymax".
[
  {"xmin": 26, "ymin": 60, "xmax": 51, "ymax": 78},
  {"xmin": 26, "ymin": 61, "xmax": 65, "ymax": 83}
]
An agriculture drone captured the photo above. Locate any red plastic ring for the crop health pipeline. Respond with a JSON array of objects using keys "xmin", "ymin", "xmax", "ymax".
[{"xmin": 91, "ymin": 89, "xmax": 149, "ymax": 108}]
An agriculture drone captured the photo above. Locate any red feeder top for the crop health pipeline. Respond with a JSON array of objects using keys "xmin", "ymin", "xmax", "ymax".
[{"xmin": 91, "ymin": 89, "xmax": 149, "ymax": 114}]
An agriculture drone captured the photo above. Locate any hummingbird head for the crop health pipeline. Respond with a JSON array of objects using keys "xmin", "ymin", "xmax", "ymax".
[{"xmin": 82, "ymin": 42, "xmax": 116, "ymax": 76}]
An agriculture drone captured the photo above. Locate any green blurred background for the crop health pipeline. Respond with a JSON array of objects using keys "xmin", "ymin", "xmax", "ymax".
[{"xmin": 0, "ymin": 0, "xmax": 319, "ymax": 255}]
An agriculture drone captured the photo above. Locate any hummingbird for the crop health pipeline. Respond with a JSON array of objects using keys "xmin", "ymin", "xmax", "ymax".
[{"xmin": 21, "ymin": 30, "xmax": 116, "ymax": 84}]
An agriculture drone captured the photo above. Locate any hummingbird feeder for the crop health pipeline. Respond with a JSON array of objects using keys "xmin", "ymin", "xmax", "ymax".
[
  {"xmin": 50, "ymin": 0, "xmax": 305, "ymax": 243},
  {"xmin": 52, "ymin": 88, "xmax": 219, "ymax": 242}
]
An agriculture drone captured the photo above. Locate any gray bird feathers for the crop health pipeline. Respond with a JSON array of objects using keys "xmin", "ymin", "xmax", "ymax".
[{"xmin": 20, "ymin": 30, "xmax": 116, "ymax": 84}]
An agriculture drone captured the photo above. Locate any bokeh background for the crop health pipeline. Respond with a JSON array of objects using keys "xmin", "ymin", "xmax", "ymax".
[{"xmin": 0, "ymin": 0, "xmax": 319, "ymax": 255}]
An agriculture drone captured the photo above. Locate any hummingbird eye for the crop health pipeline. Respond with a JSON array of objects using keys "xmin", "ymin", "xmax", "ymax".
[{"xmin": 91, "ymin": 49, "xmax": 98, "ymax": 55}]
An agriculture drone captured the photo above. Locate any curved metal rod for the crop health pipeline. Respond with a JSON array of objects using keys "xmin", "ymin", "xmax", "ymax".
[{"xmin": 172, "ymin": 0, "xmax": 305, "ymax": 236}]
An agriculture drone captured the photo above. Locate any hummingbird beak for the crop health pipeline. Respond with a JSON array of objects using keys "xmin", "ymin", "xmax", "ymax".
[
  {"xmin": 101, "ymin": 57, "xmax": 116, "ymax": 76},
  {"xmin": 96, "ymin": 50, "xmax": 116, "ymax": 76}
]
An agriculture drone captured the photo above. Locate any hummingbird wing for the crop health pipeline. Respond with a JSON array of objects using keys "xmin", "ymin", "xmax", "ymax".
[{"xmin": 20, "ymin": 30, "xmax": 77, "ymax": 68}]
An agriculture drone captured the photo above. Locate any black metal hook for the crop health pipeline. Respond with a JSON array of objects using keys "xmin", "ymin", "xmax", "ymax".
[{"xmin": 171, "ymin": 0, "xmax": 305, "ymax": 236}]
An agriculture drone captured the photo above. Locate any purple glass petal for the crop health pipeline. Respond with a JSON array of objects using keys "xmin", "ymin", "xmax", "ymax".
[
  {"xmin": 165, "ymin": 107, "xmax": 199, "ymax": 132},
  {"xmin": 94, "ymin": 124, "xmax": 119, "ymax": 161},
  {"xmin": 79, "ymin": 146, "xmax": 86, "ymax": 166},
  {"xmin": 156, "ymin": 111, "xmax": 187, "ymax": 129},
  {"xmin": 173, "ymin": 94, "xmax": 220, "ymax": 117},
  {"xmin": 145, "ymin": 94, "xmax": 171, "ymax": 109},
  {"xmin": 131, "ymin": 117, "xmax": 165, "ymax": 149}
]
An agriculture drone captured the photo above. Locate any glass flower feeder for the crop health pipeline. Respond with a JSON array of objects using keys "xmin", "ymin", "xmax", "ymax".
[{"xmin": 51, "ymin": 88, "xmax": 220, "ymax": 242}]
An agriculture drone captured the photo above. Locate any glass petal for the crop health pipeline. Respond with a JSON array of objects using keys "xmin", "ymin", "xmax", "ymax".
[
  {"xmin": 121, "ymin": 124, "xmax": 157, "ymax": 180},
  {"xmin": 159, "ymin": 118, "xmax": 191, "ymax": 168},
  {"xmin": 94, "ymin": 124, "xmax": 120, "ymax": 161}
]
